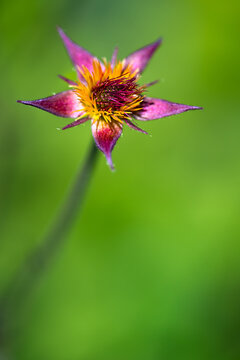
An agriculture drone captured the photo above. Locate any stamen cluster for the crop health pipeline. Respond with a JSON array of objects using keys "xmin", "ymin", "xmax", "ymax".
[
  {"xmin": 74, "ymin": 59, "xmax": 145, "ymax": 124},
  {"xmin": 92, "ymin": 76, "xmax": 143, "ymax": 112}
]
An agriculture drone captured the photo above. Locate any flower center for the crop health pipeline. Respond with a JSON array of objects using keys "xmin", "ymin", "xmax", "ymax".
[
  {"xmin": 92, "ymin": 76, "xmax": 141, "ymax": 112},
  {"xmin": 73, "ymin": 59, "xmax": 145, "ymax": 123}
]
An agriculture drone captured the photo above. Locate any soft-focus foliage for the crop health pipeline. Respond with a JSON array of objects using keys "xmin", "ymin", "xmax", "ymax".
[{"xmin": 0, "ymin": 0, "xmax": 239, "ymax": 359}]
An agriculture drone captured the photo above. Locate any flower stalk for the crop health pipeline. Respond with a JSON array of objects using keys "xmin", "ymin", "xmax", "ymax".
[{"xmin": 0, "ymin": 140, "xmax": 98, "ymax": 346}]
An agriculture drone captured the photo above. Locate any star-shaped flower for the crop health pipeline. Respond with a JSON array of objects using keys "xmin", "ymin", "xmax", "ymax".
[{"xmin": 18, "ymin": 28, "xmax": 202, "ymax": 169}]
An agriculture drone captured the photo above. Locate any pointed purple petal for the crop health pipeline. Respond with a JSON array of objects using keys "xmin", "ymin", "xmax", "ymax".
[
  {"xmin": 124, "ymin": 38, "xmax": 162, "ymax": 74},
  {"xmin": 111, "ymin": 47, "xmax": 118, "ymax": 68},
  {"xmin": 58, "ymin": 27, "xmax": 96, "ymax": 81},
  {"xmin": 58, "ymin": 75, "xmax": 77, "ymax": 86},
  {"xmin": 62, "ymin": 117, "xmax": 89, "ymax": 130},
  {"xmin": 134, "ymin": 97, "xmax": 203, "ymax": 121},
  {"xmin": 124, "ymin": 118, "xmax": 148, "ymax": 134},
  {"xmin": 145, "ymin": 80, "xmax": 159, "ymax": 88},
  {"xmin": 91, "ymin": 120, "xmax": 122, "ymax": 170},
  {"xmin": 17, "ymin": 91, "xmax": 83, "ymax": 118}
]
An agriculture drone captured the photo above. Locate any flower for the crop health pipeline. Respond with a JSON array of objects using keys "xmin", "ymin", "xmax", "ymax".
[{"xmin": 18, "ymin": 28, "xmax": 202, "ymax": 170}]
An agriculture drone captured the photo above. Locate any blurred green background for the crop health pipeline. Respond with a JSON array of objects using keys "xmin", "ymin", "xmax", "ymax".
[{"xmin": 0, "ymin": 0, "xmax": 240, "ymax": 359}]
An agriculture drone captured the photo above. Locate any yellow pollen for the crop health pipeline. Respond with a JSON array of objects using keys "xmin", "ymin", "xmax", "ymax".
[{"xmin": 72, "ymin": 59, "xmax": 145, "ymax": 124}]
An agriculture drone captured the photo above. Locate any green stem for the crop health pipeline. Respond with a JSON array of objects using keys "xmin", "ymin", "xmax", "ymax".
[{"xmin": 0, "ymin": 140, "xmax": 98, "ymax": 347}]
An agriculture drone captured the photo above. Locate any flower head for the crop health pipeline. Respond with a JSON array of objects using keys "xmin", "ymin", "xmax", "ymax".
[{"xmin": 18, "ymin": 28, "xmax": 202, "ymax": 169}]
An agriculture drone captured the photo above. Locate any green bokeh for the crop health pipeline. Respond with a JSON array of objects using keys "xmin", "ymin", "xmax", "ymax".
[{"xmin": 0, "ymin": 0, "xmax": 240, "ymax": 359}]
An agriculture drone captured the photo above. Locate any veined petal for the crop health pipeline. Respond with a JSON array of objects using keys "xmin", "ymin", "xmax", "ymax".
[
  {"xmin": 91, "ymin": 120, "xmax": 122, "ymax": 170},
  {"xmin": 62, "ymin": 117, "xmax": 89, "ymax": 130},
  {"xmin": 17, "ymin": 91, "xmax": 83, "ymax": 118},
  {"xmin": 58, "ymin": 27, "xmax": 97, "ymax": 81},
  {"xmin": 124, "ymin": 38, "xmax": 162, "ymax": 74},
  {"xmin": 135, "ymin": 97, "xmax": 202, "ymax": 121}
]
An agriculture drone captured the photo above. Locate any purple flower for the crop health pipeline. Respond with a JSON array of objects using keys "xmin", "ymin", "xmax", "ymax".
[{"xmin": 18, "ymin": 28, "xmax": 202, "ymax": 170}]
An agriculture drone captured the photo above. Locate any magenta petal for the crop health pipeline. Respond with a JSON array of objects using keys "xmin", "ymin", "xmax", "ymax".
[
  {"xmin": 58, "ymin": 27, "xmax": 96, "ymax": 81},
  {"xmin": 124, "ymin": 38, "xmax": 162, "ymax": 74},
  {"xmin": 111, "ymin": 47, "xmax": 118, "ymax": 68},
  {"xmin": 124, "ymin": 118, "xmax": 148, "ymax": 134},
  {"xmin": 58, "ymin": 75, "xmax": 77, "ymax": 86},
  {"xmin": 91, "ymin": 120, "xmax": 122, "ymax": 170},
  {"xmin": 17, "ymin": 90, "xmax": 83, "ymax": 118},
  {"xmin": 135, "ymin": 97, "xmax": 203, "ymax": 121},
  {"xmin": 62, "ymin": 117, "xmax": 89, "ymax": 130}
]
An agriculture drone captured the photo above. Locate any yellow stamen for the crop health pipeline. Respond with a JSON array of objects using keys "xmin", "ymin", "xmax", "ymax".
[{"xmin": 73, "ymin": 59, "xmax": 145, "ymax": 125}]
